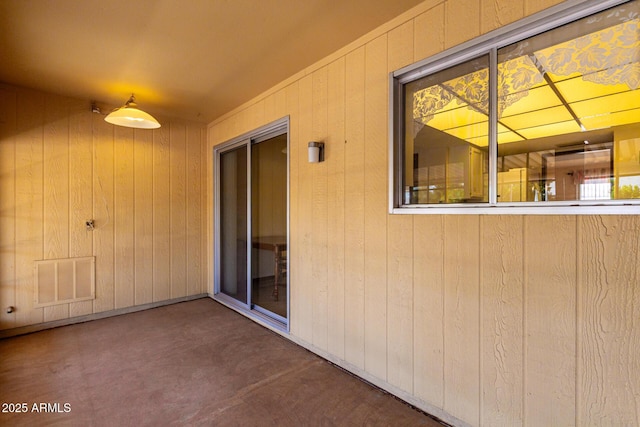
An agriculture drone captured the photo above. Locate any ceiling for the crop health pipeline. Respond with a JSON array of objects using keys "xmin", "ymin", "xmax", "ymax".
[{"xmin": 0, "ymin": 0, "xmax": 424, "ymax": 124}]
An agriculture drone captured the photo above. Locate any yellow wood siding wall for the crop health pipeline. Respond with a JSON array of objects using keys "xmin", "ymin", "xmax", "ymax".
[
  {"xmin": 207, "ymin": 1, "xmax": 639, "ymax": 425},
  {"xmin": 0, "ymin": 84, "xmax": 207, "ymax": 330}
]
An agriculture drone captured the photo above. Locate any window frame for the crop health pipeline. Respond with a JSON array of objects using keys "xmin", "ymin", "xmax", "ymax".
[{"xmin": 389, "ymin": 0, "xmax": 640, "ymax": 215}]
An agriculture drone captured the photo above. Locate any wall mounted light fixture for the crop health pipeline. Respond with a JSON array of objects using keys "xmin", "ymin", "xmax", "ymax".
[
  {"xmin": 104, "ymin": 94, "xmax": 161, "ymax": 129},
  {"xmin": 308, "ymin": 141, "xmax": 324, "ymax": 163}
]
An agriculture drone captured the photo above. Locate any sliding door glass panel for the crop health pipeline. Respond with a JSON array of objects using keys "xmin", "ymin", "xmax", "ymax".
[
  {"xmin": 251, "ymin": 133, "xmax": 288, "ymax": 319},
  {"xmin": 219, "ymin": 145, "xmax": 248, "ymax": 304}
]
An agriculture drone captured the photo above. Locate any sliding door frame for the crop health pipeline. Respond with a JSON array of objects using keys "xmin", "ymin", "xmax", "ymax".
[{"xmin": 213, "ymin": 116, "xmax": 290, "ymax": 331}]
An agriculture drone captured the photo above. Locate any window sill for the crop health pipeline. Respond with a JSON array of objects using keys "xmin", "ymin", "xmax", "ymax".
[{"xmin": 391, "ymin": 202, "xmax": 640, "ymax": 215}]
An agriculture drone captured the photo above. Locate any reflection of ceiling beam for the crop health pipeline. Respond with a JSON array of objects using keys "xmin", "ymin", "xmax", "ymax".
[
  {"xmin": 542, "ymin": 72, "xmax": 585, "ymax": 130},
  {"xmin": 529, "ymin": 54, "xmax": 586, "ymax": 132},
  {"xmin": 497, "ymin": 120, "xmax": 527, "ymax": 141},
  {"xmin": 438, "ymin": 83, "xmax": 527, "ymax": 140}
]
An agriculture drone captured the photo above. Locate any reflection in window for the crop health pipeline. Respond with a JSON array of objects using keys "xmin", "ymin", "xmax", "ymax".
[
  {"xmin": 496, "ymin": 2, "xmax": 640, "ymax": 203},
  {"xmin": 404, "ymin": 56, "xmax": 489, "ymax": 204},
  {"xmin": 396, "ymin": 0, "xmax": 640, "ymax": 208}
]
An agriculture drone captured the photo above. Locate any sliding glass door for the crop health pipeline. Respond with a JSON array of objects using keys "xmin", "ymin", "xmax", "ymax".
[
  {"xmin": 215, "ymin": 118, "xmax": 288, "ymax": 328},
  {"xmin": 251, "ymin": 132, "xmax": 287, "ymax": 319},
  {"xmin": 218, "ymin": 144, "xmax": 248, "ymax": 305}
]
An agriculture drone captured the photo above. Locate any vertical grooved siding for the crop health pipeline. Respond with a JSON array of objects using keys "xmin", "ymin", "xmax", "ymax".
[
  {"xmin": 207, "ymin": 1, "xmax": 639, "ymax": 425},
  {"xmin": 0, "ymin": 84, "xmax": 207, "ymax": 331}
]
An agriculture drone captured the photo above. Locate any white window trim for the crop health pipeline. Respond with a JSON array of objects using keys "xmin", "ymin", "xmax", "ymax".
[{"xmin": 389, "ymin": 0, "xmax": 640, "ymax": 215}]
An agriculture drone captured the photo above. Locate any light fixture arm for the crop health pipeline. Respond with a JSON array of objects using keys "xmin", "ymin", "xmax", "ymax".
[{"xmin": 124, "ymin": 94, "xmax": 137, "ymax": 108}]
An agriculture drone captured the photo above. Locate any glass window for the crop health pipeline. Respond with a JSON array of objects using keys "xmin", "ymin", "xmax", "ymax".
[
  {"xmin": 392, "ymin": 0, "xmax": 640, "ymax": 212},
  {"xmin": 496, "ymin": 3, "xmax": 640, "ymax": 203},
  {"xmin": 404, "ymin": 56, "xmax": 489, "ymax": 204}
]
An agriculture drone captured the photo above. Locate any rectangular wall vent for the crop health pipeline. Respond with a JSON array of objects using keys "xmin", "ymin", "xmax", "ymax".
[{"xmin": 34, "ymin": 256, "xmax": 95, "ymax": 308}]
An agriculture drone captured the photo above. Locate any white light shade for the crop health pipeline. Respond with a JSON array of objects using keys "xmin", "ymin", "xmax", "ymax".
[
  {"xmin": 308, "ymin": 146, "xmax": 320, "ymax": 163},
  {"xmin": 104, "ymin": 95, "xmax": 161, "ymax": 129},
  {"xmin": 308, "ymin": 141, "xmax": 324, "ymax": 163},
  {"xmin": 105, "ymin": 106, "xmax": 161, "ymax": 129}
]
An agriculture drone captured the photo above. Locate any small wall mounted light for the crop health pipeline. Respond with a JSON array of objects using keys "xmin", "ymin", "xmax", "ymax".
[
  {"xmin": 104, "ymin": 94, "xmax": 161, "ymax": 129},
  {"xmin": 308, "ymin": 141, "xmax": 324, "ymax": 163}
]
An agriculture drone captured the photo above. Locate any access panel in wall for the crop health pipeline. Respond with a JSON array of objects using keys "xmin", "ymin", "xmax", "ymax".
[{"xmin": 34, "ymin": 256, "xmax": 95, "ymax": 308}]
